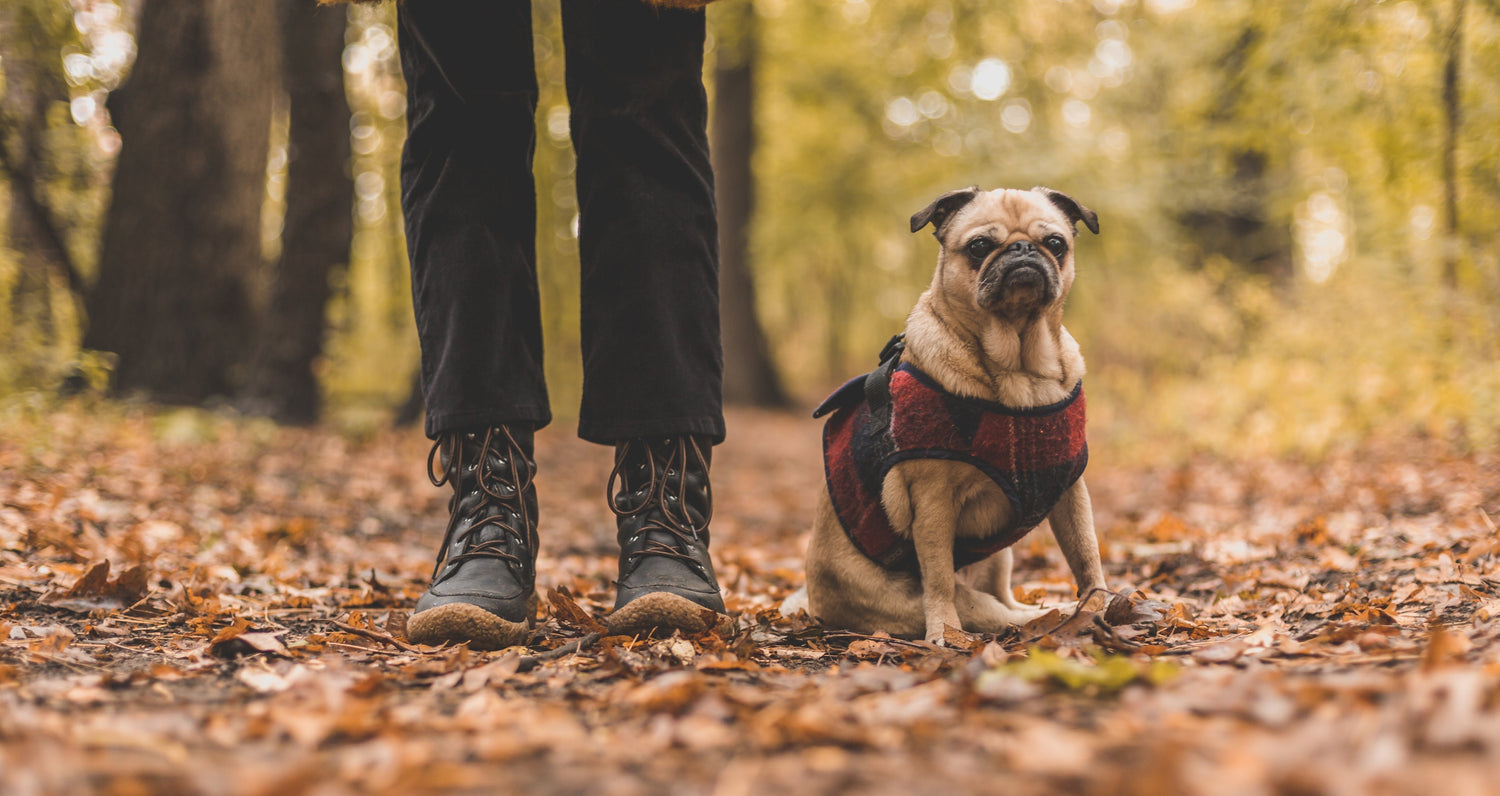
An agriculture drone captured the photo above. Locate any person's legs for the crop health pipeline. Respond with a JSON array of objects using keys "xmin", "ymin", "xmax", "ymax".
[
  {"xmin": 562, "ymin": 0, "xmax": 727, "ymax": 633},
  {"xmin": 399, "ymin": 1, "xmax": 544, "ymax": 649},
  {"xmin": 562, "ymin": 0, "xmax": 724, "ymax": 446},
  {"xmin": 400, "ymin": 0, "xmax": 550, "ymax": 439}
]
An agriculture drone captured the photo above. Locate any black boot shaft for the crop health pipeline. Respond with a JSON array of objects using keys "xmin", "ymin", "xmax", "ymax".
[
  {"xmin": 610, "ymin": 435, "xmax": 725, "ymax": 614},
  {"xmin": 414, "ymin": 426, "xmax": 539, "ymax": 624}
]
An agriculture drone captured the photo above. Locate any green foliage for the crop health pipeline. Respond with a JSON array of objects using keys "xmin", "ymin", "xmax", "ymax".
[
  {"xmin": 747, "ymin": 0, "xmax": 1500, "ymax": 458},
  {"xmin": 308, "ymin": 5, "xmax": 417, "ymax": 423},
  {"xmin": 1, "ymin": 0, "xmax": 1497, "ymax": 460},
  {"xmin": 0, "ymin": 0, "xmax": 115, "ymax": 393},
  {"xmin": 979, "ymin": 647, "xmax": 1178, "ymax": 695}
]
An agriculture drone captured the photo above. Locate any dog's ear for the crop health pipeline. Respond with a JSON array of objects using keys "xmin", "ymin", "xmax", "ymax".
[
  {"xmin": 911, "ymin": 186, "xmax": 981, "ymax": 236},
  {"xmin": 1033, "ymin": 187, "xmax": 1100, "ymax": 235}
]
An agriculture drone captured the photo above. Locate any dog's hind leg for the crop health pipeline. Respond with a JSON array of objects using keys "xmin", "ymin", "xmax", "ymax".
[
  {"xmin": 779, "ymin": 586, "xmax": 809, "ymax": 616},
  {"xmin": 953, "ymin": 580, "xmax": 1054, "ymax": 633},
  {"xmin": 804, "ymin": 492, "xmax": 929, "ymax": 638},
  {"xmin": 959, "ymin": 548, "xmax": 1032, "ymax": 608}
]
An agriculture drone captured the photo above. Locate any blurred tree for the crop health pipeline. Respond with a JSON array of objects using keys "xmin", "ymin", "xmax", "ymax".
[
  {"xmin": 1442, "ymin": 0, "xmax": 1466, "ymax": 288},
  {"xmin": 1170, "ymin": 23, "xmax": 1293, "ymax": 287},
  {"xmin": 712, "ymin": 0, "xmax": 788, "ymax": 408},
  {"xmin": 0, "ymin": 1, "xmax": 85, "ymax": 377},
  {"xmin": 242, "ymin": 0, "xmax": 353, "ymax": 424},
  {"xmin": 83, "ymin": 0, "xmax": 278, "ymax": 403}
]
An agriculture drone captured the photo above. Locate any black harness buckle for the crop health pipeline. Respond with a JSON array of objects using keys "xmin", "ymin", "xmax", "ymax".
[{"xmin": 877, "ymin": 333, "xmax": 906, "ymax": 366}]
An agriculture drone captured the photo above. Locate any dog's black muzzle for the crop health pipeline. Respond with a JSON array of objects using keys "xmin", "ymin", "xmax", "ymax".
[{"xmin": 978, "ymin": 240, "xmax": 1058, "ymax": 311}]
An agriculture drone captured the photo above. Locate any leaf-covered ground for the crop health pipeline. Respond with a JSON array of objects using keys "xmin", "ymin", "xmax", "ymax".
[{"xmin": 3, "ymin": 403, "xmax": 1499, "ymax": 795}]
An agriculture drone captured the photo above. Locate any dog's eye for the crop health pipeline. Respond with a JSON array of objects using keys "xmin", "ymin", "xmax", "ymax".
[
  {"xmin": 965, "ymin": 238, "xmax": 994, "ymax": 259},
  {"xmin": 1042, "ymin": 235, "xmax": 1068, "ymax": 258}
]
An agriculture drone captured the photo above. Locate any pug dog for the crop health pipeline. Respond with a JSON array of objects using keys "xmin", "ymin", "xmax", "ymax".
[{"xmin": 781, "ymin": 186, "xmax": 1106, "ymax": 643}]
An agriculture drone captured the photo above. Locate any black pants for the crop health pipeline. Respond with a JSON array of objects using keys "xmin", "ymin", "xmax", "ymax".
[{"xmin": 398, "ymin": 0, "xmax": 724, "ymax": 444}]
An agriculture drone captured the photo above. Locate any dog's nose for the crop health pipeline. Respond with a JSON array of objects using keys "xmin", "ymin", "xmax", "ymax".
[{"xmin": 1005, "ymin": 240, "xmax": 1038, "ymax": 256}]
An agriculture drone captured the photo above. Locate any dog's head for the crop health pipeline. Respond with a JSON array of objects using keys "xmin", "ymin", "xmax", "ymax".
[{"xmin": 911, "ymin": 186, "xmax": 1099, "ymax": 324}]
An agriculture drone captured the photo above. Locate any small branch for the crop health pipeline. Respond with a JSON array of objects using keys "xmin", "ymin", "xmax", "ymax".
[
  {"xmin": 516, "ymin": 632, "xmax": 602, "ymax": 672},
  {"xmin": 820, "ymin": 631, "xmax": 940, "ymax": 652},
  {"xmin": 1021, "ymin": 586, "xmax": 1122, "ymax": 645},
  {"xmin": 330, "ymin": 619, "xmax": 424, "ymax": 653}
]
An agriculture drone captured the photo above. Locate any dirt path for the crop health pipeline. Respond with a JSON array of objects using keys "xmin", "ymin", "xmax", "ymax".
[{"xmin": 2, "ymin": 405, "xmax": 1498, "ymax": 794}]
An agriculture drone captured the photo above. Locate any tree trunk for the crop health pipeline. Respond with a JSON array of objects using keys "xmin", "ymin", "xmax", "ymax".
[
  {"xmin": 241, "ymin": 0, "xmax": 353, "ymax": 424},
  {"xmin": 1178, "ymin": 149, "xmax": 1293, "ymax": 284},
  {"xmin": 84, "ymin": 0, "xmax": 278, "ymax": 404},
  {"xmin": 712, "ymin": 0, "xmax": 789, "ymax": 408},
  {"xmin": 1441, "ymin": 0, "xmax": 1464, "ymax": 289},
  {"xmin": 0, "ymin": 2, "xmax": 82, "ymax": 359},
  {"xmin": 1175, "ymin": 27, "xmax": 1293, "ymax": 287}
]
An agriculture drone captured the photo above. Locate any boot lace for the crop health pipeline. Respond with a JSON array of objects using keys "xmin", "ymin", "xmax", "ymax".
[
  {"xmin": 426, "ymin": 427, "xmax": 535, "ymax": 580},
  {"xmin": 607, "ymin": 436, "xmax": 712, "ymax": 570}
]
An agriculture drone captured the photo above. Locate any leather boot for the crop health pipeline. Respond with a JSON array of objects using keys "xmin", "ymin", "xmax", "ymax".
[
  {"xmin": 407, "ymin": 426, "xmax": 538, "ymax": 650},
  {"xmin": 606, "ymin": 434, "xmax": 727, "ymax": 635}
]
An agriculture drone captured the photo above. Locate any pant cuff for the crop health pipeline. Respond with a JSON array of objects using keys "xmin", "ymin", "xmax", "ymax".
[
  {"xmin": 576, "ymin": 415, "xmax": 725, "ymax": 446},
  {"xmin": 425, "ymin": 406, "xmax": 553, "ymax": 440}
]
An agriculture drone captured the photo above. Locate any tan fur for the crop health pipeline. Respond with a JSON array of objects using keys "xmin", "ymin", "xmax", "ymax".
[{"xmin": 786, "ymin": 188, "xmax": 1106, "ymax": 643}]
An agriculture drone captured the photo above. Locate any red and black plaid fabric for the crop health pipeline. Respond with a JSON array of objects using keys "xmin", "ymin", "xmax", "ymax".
[{"xmin": 818, "ymin": 363, "xmax": 1087, "ymax": 573}]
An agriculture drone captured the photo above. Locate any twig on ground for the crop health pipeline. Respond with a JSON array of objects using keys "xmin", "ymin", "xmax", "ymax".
[
  {"xmin": 1022, "ymin": 586, "xmax": 1122, "ymax": 645},
  {"xmin": 327, "ymin": 642, "xmax": 408, "ymax": 657},
  {"xmin": 820, "ymin": 631, "xmax": 939, "ymax": 651},
  {"xmin": 516, "ymin": 632, "xmax": 602, "ymax": 672},
  {"xmin": 331, "ymin": 620, "xmax": 425, "ymax": 653}
]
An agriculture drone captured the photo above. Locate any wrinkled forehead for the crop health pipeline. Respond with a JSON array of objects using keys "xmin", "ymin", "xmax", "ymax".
[{"xmin": 945, "ymin": 189, "xmax": 1068, "ymax": 241}]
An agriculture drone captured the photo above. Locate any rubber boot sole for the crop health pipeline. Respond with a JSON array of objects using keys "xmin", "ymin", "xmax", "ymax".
[
  {"xmin": 407, "ymin": 602, "xmax": 531, "ymax": 650},
  {"xmin": 606, "ymin": 592, "xmax": 729, "ymax": 637}
]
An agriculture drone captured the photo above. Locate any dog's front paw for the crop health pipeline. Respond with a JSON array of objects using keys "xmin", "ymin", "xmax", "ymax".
[{"xmin": 924, "ymin": 611, "xmax": 963, "ymax": 645}]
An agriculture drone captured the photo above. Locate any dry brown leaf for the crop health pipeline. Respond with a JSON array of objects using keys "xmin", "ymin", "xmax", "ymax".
[
  {"xmin": 210, "ymin": 618, "xmax": 289, "ymax": 658},
  {"xmin": 1192, "ymin": 639, "xmax": 1247, "ymax": 664},
  {"xmin": 548, "ymin": 586, "xmax": 607, "ymax": 634},
  {"xmin": 45, "ymin": 560, "xmax": 150, "ymax": 613},
  {"xmin": 624, "ymin": 670, "xmax": 708, "ymax": 713},
  {"xmin": 1420, "ymin": 627, "xmax": 1471, "ymax": 670}
]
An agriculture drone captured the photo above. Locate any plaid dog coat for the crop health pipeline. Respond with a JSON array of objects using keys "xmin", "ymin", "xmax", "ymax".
[{"xmin": 814, "ymin": 337, "xmax": 1088, "ymax": 573}]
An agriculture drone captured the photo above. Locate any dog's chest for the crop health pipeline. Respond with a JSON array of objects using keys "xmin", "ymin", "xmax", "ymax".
[
  {"xmin": 940, "ymin": 463, "xmax": 1017, "ymax": 541},
  {"xmin": 881, "ymin": 458, "xmax": 1018, "ymax": 556}
]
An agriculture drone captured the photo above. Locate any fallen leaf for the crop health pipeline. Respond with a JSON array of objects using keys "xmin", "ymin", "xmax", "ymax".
[
  {"xmin": 1421, "ymin": 627, "xmax": 1471, "ymax": 670},
  {"xmin": 210, "ymin": 618, "xmax": 290, "ymax": 658},
  {"xmin": 45, "ymin": 560, "xmax": 150, "ymax": 613},
  {"xmin": 1104, "ymin": 592, "xmax": 1169, "ymax": 626},
  {"xmin": 624, "ymin": 670, "xmax": 707, "ymax": 713},
  {"xmin": 548, "ymin": 587, "xmax": 606, "ymax": 634},
  {"xmin": 1192, "ymin": 639, "xmax": 1247, "ymax": 664},
  {"xmin": 237, "ymin": 663, "xmax": 293, "ymax": 694}
]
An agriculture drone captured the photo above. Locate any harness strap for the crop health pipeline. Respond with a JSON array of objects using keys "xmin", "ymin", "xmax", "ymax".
[{"xmin": 863, "ymin": 333, "xmax": 905, "ymax": 438}]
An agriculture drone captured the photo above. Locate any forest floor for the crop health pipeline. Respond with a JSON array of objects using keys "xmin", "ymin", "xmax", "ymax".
[{"xmin": 3, "ymin": 401, "xmax": 1500, "ymax": 795}]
